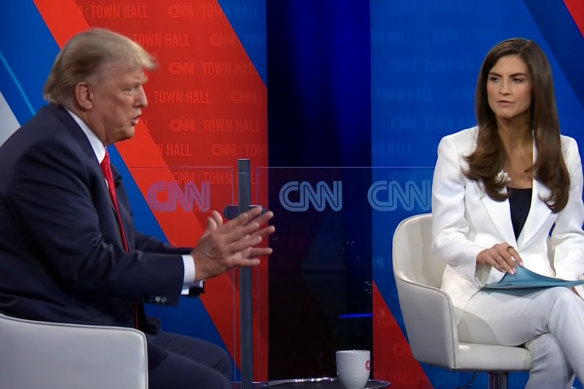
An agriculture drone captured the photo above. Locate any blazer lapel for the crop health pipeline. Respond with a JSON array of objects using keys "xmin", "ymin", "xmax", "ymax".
[
  {"xmin": 517, "ymin": 141, "xmax": 552, "ymax": 246},
  {"xmin": 517, "ymin": 179, "xmax": 551, "ymax": 246},
  {"xmin": 474, "ymin": 181, "xmax": 517, "ymax": 245}
]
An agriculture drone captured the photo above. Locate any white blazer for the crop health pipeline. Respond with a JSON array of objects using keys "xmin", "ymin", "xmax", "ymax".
[{"xmin": 432, "ymin": 126, "xmax": 584, "ymax": 322}]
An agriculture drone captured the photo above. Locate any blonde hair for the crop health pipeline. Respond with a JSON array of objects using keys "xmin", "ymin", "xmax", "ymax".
[{"xmin": 43, "ymin": 28, "xmax": 157, "ymax": 105}]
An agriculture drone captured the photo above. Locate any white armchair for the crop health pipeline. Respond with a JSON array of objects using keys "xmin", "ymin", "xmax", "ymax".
[
  {"xmin": 392, "ymin": 213, "xmax": 532, "ymax": 389},
  {"xmin": 0, "ymin": 312, "xmax": 148, "ymax": 389}
]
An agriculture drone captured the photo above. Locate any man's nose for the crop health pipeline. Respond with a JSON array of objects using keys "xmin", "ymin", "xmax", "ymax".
[{"xmin": 136, "ymin": 86, "xmax": 148, "ymax": 107}]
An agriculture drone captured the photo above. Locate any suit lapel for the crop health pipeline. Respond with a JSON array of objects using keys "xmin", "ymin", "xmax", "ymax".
[
  {"xmin": 517, "ymin": 179, "xmax": 551, "ymax": 246},
  {"xmin": 475, "ymin": 181, "xmax": 517, "ymax": 245},
  {"xmin": 475, "ymin": 183, "xmax": 551, "ymax": 248},
  {"xmin": 112, "ymin": 166, "xmax": 134, "ymax": 249},
  {"xmin": 517, "ymin": 141, "xmax": 551, "ymax": 246},
  {"xmin": 51, "ymin": 105, "xmax": 132, "ymax": 248}
]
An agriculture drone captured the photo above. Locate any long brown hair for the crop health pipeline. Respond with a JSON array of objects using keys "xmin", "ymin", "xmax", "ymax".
[{"xmin": 464, "ymin": 38, "xmax": 569, "ymax": 212}]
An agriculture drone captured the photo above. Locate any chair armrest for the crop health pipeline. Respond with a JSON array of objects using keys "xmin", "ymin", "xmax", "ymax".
[
  {"xmin": 394, "ymin": 276, "xmax": 459, "ymax": 368},
  {"xmin": 0, "ymin": 313, "xmax": 148, "ymax": 389}
]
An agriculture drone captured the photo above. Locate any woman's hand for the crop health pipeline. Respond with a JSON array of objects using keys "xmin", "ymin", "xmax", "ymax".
[{"xmin": 476, "ymin": 243, "xmax": 523, "ymax": 274}]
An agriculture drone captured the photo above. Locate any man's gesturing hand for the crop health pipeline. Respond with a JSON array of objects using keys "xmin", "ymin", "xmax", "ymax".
[{"xmin": 191, "ymin": 207, "xmax": 275, "ymax": 281}]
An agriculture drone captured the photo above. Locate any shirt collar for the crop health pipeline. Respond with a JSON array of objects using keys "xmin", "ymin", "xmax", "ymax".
[{"xmin": 65, "ymin": 109, "xmax": 106, "ymax": 164}]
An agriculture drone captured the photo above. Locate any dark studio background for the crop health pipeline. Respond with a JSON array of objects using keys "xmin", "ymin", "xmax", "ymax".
[{"xmin": 266, "ymin": 0, "xmax": 372, "ymax": 378}]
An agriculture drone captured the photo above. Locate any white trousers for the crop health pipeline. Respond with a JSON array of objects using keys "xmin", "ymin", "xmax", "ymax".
[{"xmin": 458, "ymin": 287, "xmax": 584, "ymax": 389}]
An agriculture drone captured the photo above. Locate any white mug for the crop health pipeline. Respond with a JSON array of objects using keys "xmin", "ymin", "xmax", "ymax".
[{"xmin": 336, "ymin": 349, "xmax": 370, "ymax": 389}]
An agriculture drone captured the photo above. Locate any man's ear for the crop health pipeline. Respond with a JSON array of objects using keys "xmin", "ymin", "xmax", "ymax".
[{"xmin": 73, "ymin": 81, "xmax": 93, "ymax": 110}]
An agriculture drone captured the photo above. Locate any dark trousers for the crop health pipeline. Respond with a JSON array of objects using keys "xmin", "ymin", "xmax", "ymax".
[{"xmin": 147, "ymin": 331, "xmax": 232, "ymax": 389}]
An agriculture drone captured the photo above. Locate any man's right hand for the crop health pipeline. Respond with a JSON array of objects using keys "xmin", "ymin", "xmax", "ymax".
[{"xmin": 190, "ymin": 206, "xmax": 275, "ymax": 281}]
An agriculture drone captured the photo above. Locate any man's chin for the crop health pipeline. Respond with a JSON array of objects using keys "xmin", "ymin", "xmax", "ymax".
[{"xmin": 117, "ymin": 128, "xmax": 136, "ymax": 142}]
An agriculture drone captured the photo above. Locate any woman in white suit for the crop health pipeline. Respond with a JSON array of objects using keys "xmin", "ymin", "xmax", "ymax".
[{"xmin": 432, "ymin": 38, "xmax": 584, "ymax": 388}]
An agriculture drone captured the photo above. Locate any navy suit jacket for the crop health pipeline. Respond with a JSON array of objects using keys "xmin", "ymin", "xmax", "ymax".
[{"xmin": 0, "ymin": 105, "xmax": 196, "ymax": 367}]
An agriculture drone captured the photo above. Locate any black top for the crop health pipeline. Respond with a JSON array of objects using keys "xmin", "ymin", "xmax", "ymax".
[{"xmin": 508, "ymin": 187, "xmax": 532, "ymax": 239}]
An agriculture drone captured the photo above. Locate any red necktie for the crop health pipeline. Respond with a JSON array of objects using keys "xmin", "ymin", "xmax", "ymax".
[
  {"xmin": 100, "ymin": 150, "xmax": 129, "ymax": 251},
  {"xmin": 101, "ymin": 151, "xmax": 140, "ymax": 328}
]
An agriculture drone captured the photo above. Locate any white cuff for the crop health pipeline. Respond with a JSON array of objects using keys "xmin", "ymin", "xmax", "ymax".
[{"xmin": 181, "ymin": 254, "xmax": 204, "ymax": 294}]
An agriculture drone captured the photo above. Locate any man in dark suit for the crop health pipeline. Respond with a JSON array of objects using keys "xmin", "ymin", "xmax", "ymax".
[{"xmin": 0, "ymin": 28, "xmax": 275, "ymax": 389}]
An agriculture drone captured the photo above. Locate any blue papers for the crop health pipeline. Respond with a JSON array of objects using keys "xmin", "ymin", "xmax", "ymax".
[{"xmin": 483, "ymin": 265, "xmax": 584, "ymax": 290}]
